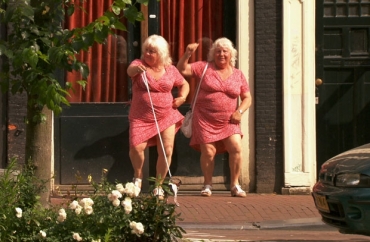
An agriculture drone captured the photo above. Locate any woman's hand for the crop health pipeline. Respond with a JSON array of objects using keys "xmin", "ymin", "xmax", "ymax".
[
  {"xmin": 230, "ymin": 111, "xmax": 242, "ymax": 124},
  {"xmin": 186, "ymin": 43, "xmax": 199, "ymax": 58},
  {"xmin": 172, "ymin": 96, "xmax": 186, "ymax": 108},
  {"xmin": 127, "ymin": 64, "xmax": 147, "ymax": 77}
]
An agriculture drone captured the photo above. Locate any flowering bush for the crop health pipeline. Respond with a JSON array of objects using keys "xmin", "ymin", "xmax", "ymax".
[{"xmin": 0, "ymin": 159, "xmax": 185, "ymax": 241}]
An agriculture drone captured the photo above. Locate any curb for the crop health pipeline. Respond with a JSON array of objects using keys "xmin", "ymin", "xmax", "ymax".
[{"xmin": 178, "ymin": 217, "xmax": 324, "ymax": 230}]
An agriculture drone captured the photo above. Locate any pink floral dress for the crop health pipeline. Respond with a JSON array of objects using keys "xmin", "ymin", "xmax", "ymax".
[
  {"xmin": 129, "ymin": 59, "xmax": 185, "ymax": 147},
  {"xmin": 189, "ymin": 61, "xmax": 250, "ymax": 153}
]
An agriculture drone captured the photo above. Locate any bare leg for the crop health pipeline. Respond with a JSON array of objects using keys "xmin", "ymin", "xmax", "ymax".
[
  {"xmin": 129, "ymin": 142, "xmax": 147, "ymax": 180},
  {"xmin": 223, "ymin": 134, "xmax": 243, "ymax": 187},
  {"xmin": 199, "ymin": 143, "xmax": 217, "ymax": 186},
  {"xmin": 156, "ymin": 124, "xmax": 176, "ymax": 183}
]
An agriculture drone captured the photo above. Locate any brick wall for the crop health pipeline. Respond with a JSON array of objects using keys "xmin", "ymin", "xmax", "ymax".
[
  {"xmin": 254, "ymin": 0, "xmax": 284, "ymax": 193},
  {"xmin": 7, "ymin": 91, "xmax": 27, "ymax": 165}
]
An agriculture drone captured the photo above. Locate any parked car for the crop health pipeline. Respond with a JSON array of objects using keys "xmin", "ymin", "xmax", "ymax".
[{"xmin": 312, "ymin": 143, "xmax": 370, "ymax": 236}]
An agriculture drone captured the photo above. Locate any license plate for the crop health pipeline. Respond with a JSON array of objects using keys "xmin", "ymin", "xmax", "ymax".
[{"xmin": 313, "ymin": 193, "xmax": 330, "ymax": 213}]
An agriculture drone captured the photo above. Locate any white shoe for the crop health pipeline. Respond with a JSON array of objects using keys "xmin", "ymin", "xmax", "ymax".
[
  {"xmin": 201, "ymin": 185, "xmax": 212, "ymax": 197},
  {"xmin": 133, "ymin": 178, "xmax": 142, "ymax": 196},
  {"xmin": 153, "ymin": 187, "xmax": 164, "ymax": 200}
]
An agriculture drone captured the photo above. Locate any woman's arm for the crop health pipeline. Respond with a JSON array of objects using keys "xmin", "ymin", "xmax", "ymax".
[
  {"xmin": 173, "ymin": 80, "xmax": 190, "ymax": 108},
  {"xmin": 176, "ymin": 43, "xmax": 199, "ymax": 78},
  {"xmin": 127, "ymin": 62, "xmax": 147, "ymax": 78},
  {"xmin": 230, "ymin": 91, "xmax": 252, "ymax": 124}
]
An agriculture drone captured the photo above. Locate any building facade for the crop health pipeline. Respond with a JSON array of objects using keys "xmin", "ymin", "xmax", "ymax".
[{"xmin": 2, "ymin": 0, "xmax": 370, "ymax": 196}]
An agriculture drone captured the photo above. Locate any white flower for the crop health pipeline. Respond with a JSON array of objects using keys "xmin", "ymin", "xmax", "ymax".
[
  {"xmin": 116, "ymin": 183, "xmax": 125, "ymax": 194},
  {"xmin": 69, "ymin": 200, "xmax": 79, "ymax": 210},
  {"xmin": 122, "ymin": 197, "xmax": 132, "ymax": 214},
  {"xmin": 92, "ymin": 240, "xmax": 101, "ymax": 242},
  {"xmin": 130, "ymin": 221, "xmax": 144, "ymax": 235},
  {"xmin": 57, "ymin": 208, "xmax": 67, "ymax": 222},
  {"xmin": 84, "ymin": 205, "xmax": 93, "ymax": 215},
  {"xmin": 39, "ymin": 230, "xmax": 46, "ymax": 238},
  {"xmin": 79, "ymin": 197, "xmax": 94, "ymax": 207},
  {"xmin": 125, "ymin": 182, "xmax": 140, "ymax": 198},
  {"xmin": 110, "ymin": 190, "xmax": 122, "ymax": 201},
  {"xmin": 112, "ymin": 199, "xmax": 120, "ymax": 207},
  {"xmin": 15, "ymin": 207, "xmax": 22, "ymax": 218},
  {"xmin": 72, "ymin": 232, "xmax": 83, "ymax": 241},
  {"xmin": 124, "ymin": 204, "xmax": 132, "ymax": 214},
  {"xmin": 75, "ymin": 205, "xmax": 82, "ymax": 215}
]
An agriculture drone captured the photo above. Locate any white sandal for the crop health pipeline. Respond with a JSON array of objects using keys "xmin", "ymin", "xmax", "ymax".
[
  {"xmin": 201, "ymin": 185, "xmax": 212, "ymax": 197},
  {"xmin": 153, "ymin": 187, "xmax": 164, "ymax": 200},
  {"xmin": 133, "ymin": 178, "xmax": 142, "ymax": 196},
  {"xmin": 231, "ymin": 184, "xmax": 246, "ymax": 198}
]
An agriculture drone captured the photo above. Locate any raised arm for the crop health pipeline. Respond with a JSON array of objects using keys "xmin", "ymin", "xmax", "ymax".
[{"xmin": 176, "ymin": 43, "xmax": 199, "ymax": 78}]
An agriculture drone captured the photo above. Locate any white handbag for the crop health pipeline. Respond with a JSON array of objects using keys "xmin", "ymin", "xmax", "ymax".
[{"xmin": 181, "ymin": 63, "xmax": 209, "ymax": 138}]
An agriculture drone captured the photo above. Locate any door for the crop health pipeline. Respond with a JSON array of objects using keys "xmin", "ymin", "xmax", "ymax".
[
  {"xmin": 316, "ymin": 0, "xmax": 370, "ymax": 173},
  {"xmin": 55, "ymin": 0, "xmax": 236, "ymax": 191},
  {"xmin": 54, "ymin": 1, "xmax": 141, "ymax": 189},
  {"xmin": 154, "ymin": 0, "xmax": 237, "ymax": 190}
]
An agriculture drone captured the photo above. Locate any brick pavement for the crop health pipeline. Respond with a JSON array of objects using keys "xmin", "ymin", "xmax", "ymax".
[{"xmin": 172, "ymin": 192, "xmax": 320, "ymax": 224}]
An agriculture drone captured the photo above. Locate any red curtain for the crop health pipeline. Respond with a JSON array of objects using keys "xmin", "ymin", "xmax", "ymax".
[
  {"xmin": 64, "ymin": 1, "xmax": 128, "ymax": 103},
  {"xmin": 160, "ymin": 0, "xmax": 224, "ymax": 100},
  {"xmin": 65, "ymin": 0, "xmax": 223, "ymax": 103}
]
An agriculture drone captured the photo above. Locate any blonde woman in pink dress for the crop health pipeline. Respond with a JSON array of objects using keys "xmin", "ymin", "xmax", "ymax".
[
  {"xmin": 127, "ymin": 35, "xmax": 189, "ymax": 199},
  {"xmin": 177, "ymin": 37, "xmax": 252, "ymax": 197}
]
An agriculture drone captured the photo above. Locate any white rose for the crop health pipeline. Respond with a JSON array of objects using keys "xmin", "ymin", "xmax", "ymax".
[
  {"xmin": 69, "ymin": 200, "xmax": 79, "ymax": 210},
  {"xmin": 15, "ymin": 207, "xmax": 22, "ymax": 218},
  {"xmin": 130, "ymin": 221, "xmax": 144, "ymax": 235},
  {"xmin": 75, "ymin": 205, "xmax": 82, "ymax": 215},
  {"xmin": 39, "ymin": 230, "xmax": 46, "ymax": 238},
  {"xmin": 116, "ymin": 183, "xmax": 125, "ymax": 193},
  {"xmin": 84, "ymin": 205, "xmax": 93, "ymax": 215},
  {"xmin": 112, "ymin": 199, "xmax": 120, "ymax": 207},
  {"xmin": 111, "ymin": 190, "xmax": 122, "ymax": 200},
  {"xmin": 124, "ymin": 182, "xmax": 137, "ymax": 197},
  {"xmin": 72, "ymin": 232, "xmax": 83, "ymax": 241},
  {"xmin": 80, "ymin": 197, "xmax": 94, "ymax": 207},
  {"xmin": 122, "ymin": 197, "xmax": 132, "ymax": 214},
  {"xmin": 57, "ymin": 208, "xmax": 67, "ymax": 222}
]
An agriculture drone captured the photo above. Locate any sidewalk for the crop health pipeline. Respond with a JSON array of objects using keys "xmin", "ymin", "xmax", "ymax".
[{"xmin": 173, "ymin": 191, "xmax": 323, "ymax": 230}]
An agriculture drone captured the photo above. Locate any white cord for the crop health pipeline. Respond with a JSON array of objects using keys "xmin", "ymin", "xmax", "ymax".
[
  {"xmin": 141, "ymin": 72, "xmax": 172, "ymax": 177},
  {"xmin": 141, "ymin": 72, "xmax": 179, "ymax": 205}
]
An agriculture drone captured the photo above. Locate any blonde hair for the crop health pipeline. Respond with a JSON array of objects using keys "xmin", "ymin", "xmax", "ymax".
[
  {"xmin": 141, "ymin": 35, "xmax": 172, "ymax": 66},
  {"xmin": 207, "ymin": 37, "xmax": 237, "ymax": 67}
]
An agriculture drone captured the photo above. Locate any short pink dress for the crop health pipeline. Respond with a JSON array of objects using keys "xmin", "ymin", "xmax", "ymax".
[
  {"xmin": 189, "ymin": 61, "xmax": 250, "ymax": 153},
  {"xmin": 129, "ymin": 59, "xmax": 185, "ymax": 147}
]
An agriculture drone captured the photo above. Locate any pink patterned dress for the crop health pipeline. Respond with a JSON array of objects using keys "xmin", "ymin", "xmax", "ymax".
[
  {"xmin": 129, "ymin": 59, "xmax": 185, "ymax": 147},
  {"xmin": 189, "ymin": 61, "xmax": 250, "ymax": 153}
]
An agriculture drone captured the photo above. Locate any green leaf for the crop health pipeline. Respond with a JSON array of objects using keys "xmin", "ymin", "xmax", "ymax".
[
  {"xmin": 20, "ymin": 4, "xmax": 35, "ymax": 21},
  {"xmin": 77, "ymin": 80, "xmax": 87, "ymax": 90},
  {"xmin": 66, "ymin": 4, "xmax": 75, "ymax": 16},
  {"xmin": 82, "ymin": 32, "xmax": 95, "ymax": 46},
  {"xmin": 137, "ymin": 0, "xmax": 150, "ymax": 6},
  {"xmin": 111, "ymin": 21, "xmax": 126, "ymax": 31},
  {"xmin": 22, "ymin": 48, "xmax": 38, "ymax": 68},
  {"xmin": 79, "ymin": 63, "xmax": 90, "ymax": 80},
  {"xmin": 112, "ymin": 5, "xmax": 121, "ymax": 15},
  {"xmin": 94, "ymin": 25, "xmax": 109, "ymax": 43},
  {"xmin": 123, "ymin": 5, "xmax": 141, "ymax": 23}
]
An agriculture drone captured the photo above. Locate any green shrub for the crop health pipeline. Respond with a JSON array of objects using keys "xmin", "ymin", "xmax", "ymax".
[{"xmin": 0, "ymin": 159, "xmax": 185, "ymax": 241}]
